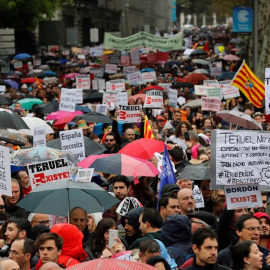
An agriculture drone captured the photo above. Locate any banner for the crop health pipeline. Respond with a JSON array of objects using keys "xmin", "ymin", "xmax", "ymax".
[
  {"xmin": 33, "ymin": 126, "xmax": 46, "ymax": 148},
  {"xmin": 219, "ymin": 80, "xmax": 240, "ymax": 100},
  {"xmin": 0, "ymin": 145, "xmax": 11, "ymax": 196},
  {"xmin": 27, "ymin": 158, "xmax": 71, "ymax": 189},
  {"xmin": 59, "ymin": 88, "xmax": 76, "ymax": 112},
  {"xmin": 201, "ymin": 97, "xmax": 221, "ymax": 112},
  {"xmin": 141, "ymin": 71, "xmax": 157, "ymax": 83},
  {"xmin": 104, "ymin": 31, "xmax": 183, "ymax": 51},
  {"xmin": 127, "ymin": 72, "xmax": 143, "ymax": 85},
  {"xmin": 225, "ymin": 184, "xmax": 262, "ymax": 210},
  {"xmin": 76, "ymin": 75, "xmax": 91, "ymax": 89},
  {"xmin": 117, "ymin": 105, "xmax": 142, "ymax": 123},
  {"xmin": 60, "ymin": 129, "xmax": 85, "ymax": 161},
  {"xmin": 105, "ymin": 64, "xmax": 117, "ymax": 74},
  {"xmin": 75, "ymin": 168, "xmax": 94, "ymax": 183},
  {"xmin": 211, "ymin": 130, "xmax": 270, "ymax": 187},
  {"xmin": 144, "ymin": 90, "xmax": 163, "ymax": 108}
]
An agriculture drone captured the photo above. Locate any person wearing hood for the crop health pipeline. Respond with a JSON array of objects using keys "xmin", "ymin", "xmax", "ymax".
[
  {"xmin": 122, "ymin": 207, "xmax": 144, "ymax": 248},
  {"xmin": 162, "ymin": 214, "xmax": 193, "ymax": 267},
  {"xmin": 50, "ymin": 223, "xmax": 89, "ymax": 267}
]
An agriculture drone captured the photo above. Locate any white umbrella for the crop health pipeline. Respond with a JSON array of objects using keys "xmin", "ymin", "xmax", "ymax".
[
  {"xmin": 193, "ymin": 69, "xmax": 209, "ymax": 75},
  {"xmin": 183, "ymin": 99, "xmax": 202, "ymax": 108},
  {"xmin": 22, "ymin": 117, "xmax": 54, "ymax": 135},
  {"xmin": 216, "ymin": 110, "xmax": 262, "ymax": 130}
]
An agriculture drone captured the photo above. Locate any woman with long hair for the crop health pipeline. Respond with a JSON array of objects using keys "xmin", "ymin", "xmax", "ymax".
[
  {"xmin": 169, "ymin": 121, "xmax": 191, "ymax": 150},
  {"xmin": 232, "ymin": 240, "xmax": 263, "ymax": 270}
]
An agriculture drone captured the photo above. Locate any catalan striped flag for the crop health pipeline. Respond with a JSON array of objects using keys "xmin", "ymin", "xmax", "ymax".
[
  {"xmin": 144, "ymin": 115, "xmax": 154, "ymax": 139},
  {"xmin": 231, "ymin": 61, "xmax": 265, "ymax": 108}
]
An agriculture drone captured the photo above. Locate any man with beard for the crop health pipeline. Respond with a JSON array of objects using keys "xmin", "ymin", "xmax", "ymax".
[
  {"xmin": 104, "ymin": 132, "xmax": 119, "ymax": 154},
  {"xmin": 177, "ymin": 188, "xmax": 196, "ymax": 215},
  {"xmin": 254, "ymin": 212, "xmax": 270, "ymax": 250},
  {"xmin": 253, "ymin": 192, "xmax": 268, "ymax": 213}
]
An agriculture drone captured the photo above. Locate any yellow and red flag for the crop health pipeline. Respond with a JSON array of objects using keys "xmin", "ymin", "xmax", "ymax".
[
  {"xmin": 144, "ymin": 115, "xmax": 154, "ymax": 139},
  {"xmin": 231, "ymin": 61, "xmax": 265, "ymax": 108}
]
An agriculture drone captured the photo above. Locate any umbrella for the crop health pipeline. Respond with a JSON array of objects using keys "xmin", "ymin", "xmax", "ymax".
[
  {"xmin": 68, "ymin": 259, "xmax": 155, "ymax": 270},
  {"xmin": 47, "ymin": 137, "xmax": 107, "ymax": 157},
  {"xmin": 217, "ymin": 72, "xmax": 236, "ymax": 80},
  {"xmin": 4, "ymin": 79, "xmax": 18, "ymax": 90},
  {"xmin": 0, "ymin": 79, "xmax": 11, "ymax": 87},
  {"xmin": 190, "ymin": 49, "xmax": 207, "ymax": 56},
  {"xmin": 141, "ymin": 68, "xmax": 154, "ymax": 72},
  {"xmin": 44, "ymin": 70, "xmax": 57, "ymax": 77},
  {"xmin": 139, "ymin": 85, "xmax": 164, "ymax": 94},
  {"xmin": 109, "ymin": 73, "xmax": 125, "ymax": 80},
  {"xmin": 89, "ymin": 153, "xmax": 160, "ymax": 176},
  {"xmin": 39, "ymin": 65, "xmax": 50, "ymax": 71},
  {"xmin": 46, "ymin": 60, "xmax": 61, "ymax": 65},
  {"xmin": 46, "ymin": 110, "xmax": 83, "ymax": 120},
  {"xmin": 179, "ymin": 163, "xmax": 210, "ymax": 180},
  {"xmin": 119, "ymin": 138, "xmax": 168, "ymax": 159},
  {"xmin": 129, "ymin": 94, "xmax": 146, "ymax": 102},
  {"xmin": 13, "ymin": 53, "xmax": 32, "ymax": 60},
  {"xmin": 0, "ymin": 96, "xmax": 12, "ymax": 105},
  {"xmin": 22, "ymin": 117, "xmax": 54, "ymax": 135},
  {"xmin": 216, "ymin": 110, "xmax": 262, "ymax": 130},
  {"xmin": 62, "ymin": 73, "xmax": 81, "ymax": 79},
  {"xmin": 192, "ymin": 59, "xmax": 209, "ymax": 65},
  {"xmin": 26, "ymin": 69, "xmax": 44, "ymax": 78},
  {"xmin": 16, "ymin": 98, "xmax": 43, "ymax": 110},
  {"xmin": 183, "ymin": 99, "xmax": 202, "ymax": 109},
  {"xmin": 73, "ymin": 112, "xmax": 112, "ymax": 124},
  {"xmin": 21, "ymin": 78, "xmax": 43, "ymax": 84},
  {"xmin": 0, "ymin": 129, "xmax": 27, "ymax": 146},
  {"xmin": 77, "ymin": 154, "xmax": 111, "ymax": 168},
  {"xmin": 165, "ymin": 60, "xmax": 182, "ymax": 67},
  {"xmin": 183, "ymin": 73, "xmax": 209, "ymax": 84},
  {"xmin": 0, "ymin": 59, "xmax": 8, "ymax": 67},
  {"xmin": 75, "ymin": 105, "xmax": 91, "ymax": 113},
  {"xmin": 17, "ymin": 180, "xmax": 120, "ymax": 216},
  {"xmin": 43, "ymin": 77, "xmax": 59, "ymax": 85},
  {"xmin": 11, "ymin": 146, "xmax": 79, "ymax": 167},
  {"xmin": 171, "ymin": 82, "xmax": 194, "ymax": 88},
  {"xmin": 0, "ymin": 108, "xmax": 30, "ymax": 130},
  {"xmin": 35, "ymin": 102, "xmax": 59, "ymax": 114},
  {"xmin": 193, "ymin": 69, "xmax": 209, "ymax": 75},
  {"xmin": 223, "ymin": 54, "xmax": 240, "ymax": 61},
  {"xmin": 83, "ymin": 90, "xmax": 103, "ymax": 102}
]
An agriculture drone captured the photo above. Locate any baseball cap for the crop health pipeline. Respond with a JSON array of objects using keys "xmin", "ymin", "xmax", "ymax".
[{"xmin": 254, "ymin": 212, "xmax": 270, "ymax": 223}]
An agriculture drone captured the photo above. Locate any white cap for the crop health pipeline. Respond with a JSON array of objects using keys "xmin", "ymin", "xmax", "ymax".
[{"xmin": 21, "ymin": 84, "xmax": 27, "ymax": 89}]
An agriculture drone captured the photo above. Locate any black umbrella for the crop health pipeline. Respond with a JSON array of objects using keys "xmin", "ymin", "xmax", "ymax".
[
  {"xmin": 0, "ymin": 79, "xmax": 11, "ymax": 88},
  {"xmin": 73, "ymin": 112, "xmax": 112, "ymax": 124},
  {"xmin": 47, "ymin": 136, "xmax": 107, "ymax": 156},
  {"xmin": 0, "ymin": 96, "xmax": 12, "ymax": 105},
  {"xmin": 171, "ymin": 82, "xmax": 194, "ymax": 88},
  {"xmin": 190, "ymin": 49, "xmax": 207, "ymax": 56},
  {"xmin": 178, "ymin": 163, "xmax": 210, "ymax": 180},
  {"xmin": 165, "ymin": 60, "xmax": 182, "ymax": 67},
  {"xmin": 46, "ymin": 60, "xmax": 61, "ymax": 66},
  {"xmin": 0, "ymin": 59, "xmax": 8, "ymax": 67},
  {"xmin": 36, "ymin": 102, "xmax": 59, "ymax": 114},
  {"xmin": 0, "ymin": 108, "xmax": 30, "ymax": 130},
  {"xmin": 83, "ymin": 90, "xmax": 103, "ymax": 102}
]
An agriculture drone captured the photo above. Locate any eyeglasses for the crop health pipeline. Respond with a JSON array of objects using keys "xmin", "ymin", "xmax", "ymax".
[
  {"xmin": 243, "ymin": 226, "xmax": 261, "ymax": 231},
  {"xmin": 33, "ymin": 220, "xmax": 50, "ymax": 225},
  {"xmin": 9, "ymin": 250, "xmax": 25, "ymax": 255},
  {"xmin": 105, "ymin": 139, "xmax": 114, "ymax": 142}
]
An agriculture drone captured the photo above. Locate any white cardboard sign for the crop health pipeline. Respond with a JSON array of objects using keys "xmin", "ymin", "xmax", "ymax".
[
  {"xmin": 195, "ymin": 85, "xmax": 208, "ymax": 96},
  {"xmin": 0, "ymin": 145, "xmax": 11, "ymax": 196},
  {"xmin": 96, "ymin": 104, "xmax": 108, "ymax": 115},
  {"xmin": 193, "ymin": 185, "xmax": 205, "ymax": 208},
  {"xmin": 75, "ymin": 168, "xmax": 94, "ymax": 183},
  {"xmin": 117, "ymin": 105, "xmax": 142, "ymax": 123},
  {"xmin": 76, "ymin": 75, "xmax": 91, "ymax": 89},
  {"xmin": 219, "ymin": 80, "xmax": 240, "ymax": 100},
  {"xmin": 141, "ymin": 71, "xmax": 157, "ymax": 83},
  {"xmin": 168, "ymin": 88, "xmax": 178, "ymax": 107},
  {"xmin": 144, "ymin": 90, "xmax": 163, "ymax": 108},
  {"xmin": 59, "ymin": 88, "xmax": 76, "ymax": 112},
  {"xmin": 33, "ymin": 126, "xmax": 46, "ymax": 148},
  {"xmin": 127, "ymin": 72, "xmax": 143, "ymax": 85},
  {"xmin": 201, "ymin": 97, "xmax": 221, "ymax": 112},
  {"xmin": 105, "ymin": 64, "xmax": 117, "ymax": 74}
]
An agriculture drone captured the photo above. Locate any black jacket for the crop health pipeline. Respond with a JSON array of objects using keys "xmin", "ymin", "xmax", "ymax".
[{"xmin": 185, "ymin": 258, "xmax": 230, "ymax": 270}]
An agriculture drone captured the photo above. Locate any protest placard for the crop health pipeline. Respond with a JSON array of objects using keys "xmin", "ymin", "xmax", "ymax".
[
  {"xmin": 117, "ymin": 105, "xmax": 142, "ymax": 123},
  {"xmin": 0, "ymin": 86, "xmax": 6, "ymax": 93},
  {"xmin": 59, "ymin": 88, "xmax": 76, "ymax": 112},
  {"xmin": 130, "ymin": 51, "xmax": 141, "ymax": 65},
  {"xmin": 34, "ymin": 59, "xmax": 41, "ymax": 66},
  {"xmin": 98, "ymin": 79, "xmax": 105, "ymax": 89},
  {"xmin": 78, "ymin": 54, "xmax": 85, "ymax": 60},
  {"xmin": 225, "ymin": 184, "xmax": 262, "ymax": 210},
  {"xmin": 201, "ymin": 97, "xmax": 221, "ymax": 112},
  {"xmin": 118, "ymin": 92, "xmax": 128, "ymax": 105},
  {"xmin": 123, "ymin": 66, "xmax": 137, "ymax": 76},
  {"xmin": 211, "ymin": 130, "xmax": 270, "ymax": 188},
  {"xmin": 27, "ymin": 158, "xmax": 71, "ymax": 189},
  {"xmin": 33, "ymin": 126, "xmax": 46, "ymax": 148},
  {"xmin": 89, "ymin": 67, "xmax": 103, "ymax": 76},
  {"xmin": 120, "ymin": 55, "xmax": 130, "ymax": 66},
  {"xmin": 0, "ymin": 145, "xmax": 11, "ymax": 196},
  {"xmin": 96, "ymin": 104, "xmax": 108, "ymax": 115},
  {"xmin": 219, "ymin": 80, "xmax": 240, "ymax": 99},
  {"xmin": 210, "ymin": 61, "xmax": 222, "ymax": 76},
  {"xmin": 177, "ymin": 96, "xmax": 186, "ymax": 106},
  {"xmin": 75, "ymin": 88, "xmax": 83, "ymax": 104},
  {"xmin": 92, "ymin": 80, "xmax": 98, "ymax": 90},
  {"xmin": 105, "ymin": 64, "xmax": 117, "ymax": 74},
  {"xmin": 265, "ymin": 68, "xmax": 270, "ymax": 115},
  {"xmin": 1, "ymin": 67, "xmax": 10, "ymax": 74},
  {"xmin": 62, "ymin": 50, "xmax": 70, "ymax": 56},
  {"xmin": 14, "ymin": 61, "xmax": 23, "ymax": 69},
  {"xmin": 109, "ymin": 54, "xmax": 121, "ymax": 65},
  {"xmin": 207, "ymin": 87, "xmax": 222, "ymax": 99},
  {"xmin": 203, "ymin": 80, "xmax": 219, "ymax": 87},
  {"xmin": 103, "ymin": 92, "xmax": 118, "ymax": 105},
  {"xmin": 75, "ymin": 168, "xmax": 94, "ymax": 183},
  {"xmin": 193, "ymin": 185, "xmax": 205, "ymax": 208},
  {"xmin": 116, "ymin": 197, "xmax": 143, "ymax": 216},
  {"xmin": 194, "ymin": 85, "xmax": 208, "ymax": 96},
  {"xmin": 60, "ymin": 129, "xmax": 85, "ymax": 161},
  {"xmin": 144, "ymin": 90, "xmax": 163, "ymax": 108},
  {"xmin": 168, "ymin": 88, "xmax": 178, "ymax": 107},
  {"xmin": 127, "ymin": 72, "xmax": 143, "ymax": 85},
  {"xmin": 90, "ymin": 47, "xmax": 103, "ymax": 57},
  {"xmin": 141, "ymin": 71, "xmax": 157, "ymax": 83},
  {"xmin": 76, "ymin": 75, "xmax": 90, "ymax": 89},
  {"xmin": 106, "ymin": 79, "xmax": 125, "ymax": 92}
]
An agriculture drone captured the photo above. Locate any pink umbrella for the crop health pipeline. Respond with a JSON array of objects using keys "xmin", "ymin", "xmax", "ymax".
[
  {"xmin": 62, "ymin": 73, "xmax": 81, "ymax": 79},
  {"xmin": 77, "ymin": 154, "xmax": 112, "ymax": 168},
  {"xmin": 223, "ymin": 54, "xmax": 240, "ymax": 61},
  {"xmin": 46, "ymin": 110, "xmax": 83, "ymax": 120}
]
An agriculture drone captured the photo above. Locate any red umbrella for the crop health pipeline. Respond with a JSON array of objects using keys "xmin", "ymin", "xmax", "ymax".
[
  {"xmin": 21, "ymin": 78, "xmax": 43, "ymax": 84},
  {"xmin": 62, "ymin": 73, "xmax": 81, "ymax": 79},
  {"xmin": 69, "ymin": 258, "xmax": 156, "ymax": 270},
  {"xmin": 119, "ymin": 138, "xmax": 169, "ymax": 160},
  {"xmin": 139, "ymin": 85, "xmax": 164, "ymax": 94},
  {"xmin": 53, "ymin": 115, "xmax": 78, "ymax": 130},
  {"xmin": 129, "ymin": 94, "xmax": 146, "ymax": 102},
  {"xmin": 183, "ymin": 73, "xmax": 209, "ymax": 84}
]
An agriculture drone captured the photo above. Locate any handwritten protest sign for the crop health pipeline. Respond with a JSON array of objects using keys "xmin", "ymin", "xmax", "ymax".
[
  {"xmin": 193, "ymin": 185, "xmax": 205, "ymax": 208},
  {"xmin": 33, "ymin": 126, "xmax": 46, "ymax": 148},
  {"xmin": 141, "ymin": 71, "xmax": 157, "ymax": 83},
  {"xmin": 211, "ymin": 130, "xmax": 270, "ymax": 187},
  {"xmin": 75, "ymin": 168, "xmax": 94, "ymax": 183},
  {"xmin": 168, "ymin": 88, "xmax": 178, "ymax": 107},
  {"xmin": 127, "ymin": 72, "xmax": 143, "ymax": 85},
  {"xmin": 225, "ymin": 184, "xmax": 262, "ymax": 210},
  {"xmin": 194, "ymin": 85, "xmax": 208, "ymax": 96},
  {"xmin": 210, "ymin": 61, "xmax": 222, "ymax": 76},
  {"xmin": 75, "ymin": 88, "xmax": 83, "ymax": 104},
  {"xmin": 105, "ymin": 64, "xmax": 117, "ymax": 74},
  {"xmin": 201, "ymin": 97, "xmax": 221, "ymax": 112},
  {"xmin": 0, "ymin": 145, "xmax": 11, "ymax": 196},
  {"xmin": 144, "ymin": 90, "xmax": 163, "ymax": 108},
  {"xmin": 96, "ymin": 104, "xmax": 108, "ymax": 115},
  {"xmin": 0, "ymin": 86, "xmax": 6, "ymax": 93},
  {"xmin": 130, "ymin": 51, "xmax": 141, "ymax": 65},
  {"xmin": 219, "ymin": 80, "xmax": 240, "ymax": 99},
  {"xmin": 207, "ymin": 87, "xmax": 222, "ymax": 99},
  {"xmin": 59, "ymin": 88, "xmax": 76, "ymax": 112},
  {"xmin": 203, "ymin": 80, "xmax": 219, "ymax": 87},
  {"xmin": 27, "ymin": 158, "xmax": 71, "ymax": 189},
  {"xmin": 117, "ymin": 105, "xmax": 142, "ymax": 123},
  {"xmin": 103, "ymin": 92, "xmax": 118, "ymax": 106},
  {"xmin": 60, "ymin": 129, "xmax": 85, "ymax": 161},
  {"xmin": 76, "ymin": 75, "xmax": 90, "ymax": 89},
  {"xmin": 14, "ymin": 61, "xmax": 23, "ymax": 69},
  {"xmin": 118, "ymin": 92, "xmax": 128, "ymax": 105},
  {"xmin": 90, "ymin": 47, "xmax": 103, "ymax": 57},
  {"xmin": 123, "ymin": 66, "xmax": 137, "ymax": 75}
]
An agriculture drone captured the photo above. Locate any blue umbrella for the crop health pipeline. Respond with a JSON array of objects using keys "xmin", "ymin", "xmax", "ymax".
[
  {"xmin": 44, "ymin": 70, "xmax": 57, "ymax": 77},
  {"xmin": 141, "ymin": 68, "xmax": 154, "ymax": 72},
  {"xmin": 4, "ymin": 79, "xmax": 19, "ymax": 90},
  {"xmin": 13, "ymin": 53, "xmax": 32, "ymax": 60},
  {"xmin": 75, "ymin": 105, "xmax": 91, "ymax": 113}
]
